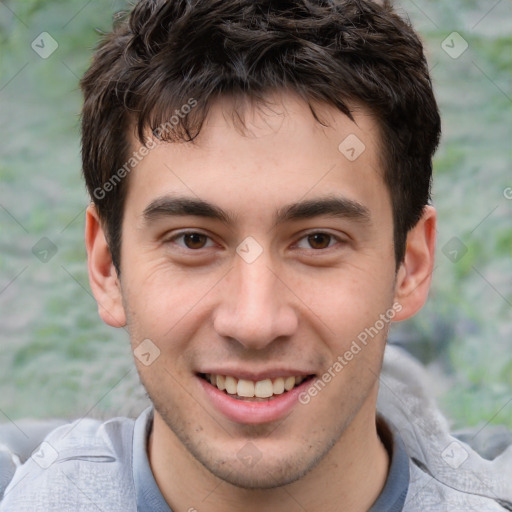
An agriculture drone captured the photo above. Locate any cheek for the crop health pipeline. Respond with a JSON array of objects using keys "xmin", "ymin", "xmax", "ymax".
[
  {"xmin": 121, "ymin": 260, "xmax": 223, "ymax": 342},
  {"xmin": 286, "ymin": 261, "xmax": 395, "ymax": 339}
]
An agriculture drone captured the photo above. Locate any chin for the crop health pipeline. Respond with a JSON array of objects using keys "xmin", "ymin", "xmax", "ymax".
[{"xmin": 204, "ymin": 451, "xmax": 315, "ymax": 490}]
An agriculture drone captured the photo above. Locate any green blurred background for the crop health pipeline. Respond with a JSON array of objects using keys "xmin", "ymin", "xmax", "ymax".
[{"xmin": 0, "ymin": 0, "xmax": 511, "ymax": 430}]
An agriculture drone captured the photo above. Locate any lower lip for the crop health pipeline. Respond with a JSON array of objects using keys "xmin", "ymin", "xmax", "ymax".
[{"xmin": 197, "ymin": 375, "xmax": 314, "ymax": 425}]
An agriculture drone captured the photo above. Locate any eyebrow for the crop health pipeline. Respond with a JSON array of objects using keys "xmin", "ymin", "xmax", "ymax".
[{"xmin": 141, "ymin": 195, "xmax": 371, "ymax": 227}]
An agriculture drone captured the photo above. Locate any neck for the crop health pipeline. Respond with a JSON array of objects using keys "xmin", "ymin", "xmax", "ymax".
[{"xmin": 148, "ymin": 403, "xmax": 389, "ymax": 512}]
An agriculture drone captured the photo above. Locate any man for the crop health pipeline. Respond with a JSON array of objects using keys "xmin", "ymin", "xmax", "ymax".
[{"xmin": 1, "ymin": 0, "xmax": 511, "ymax": 510}]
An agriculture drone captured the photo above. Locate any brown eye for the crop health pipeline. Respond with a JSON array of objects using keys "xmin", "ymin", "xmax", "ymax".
[
  {"xmin": 183, "ymin": 233, "xmax": 208, "ymax": 249},
  {"xmin": 307, "ymin": 233, "xmax": 333, "ymax": 249}
]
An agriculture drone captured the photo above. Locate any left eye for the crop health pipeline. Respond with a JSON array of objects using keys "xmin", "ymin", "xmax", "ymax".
[
  {"xmin": 170, "ymin": 232, "xmax": 215, "ymax": 250},
  {"xmin": 296, "ymin": 232, "xmax": 339, "ymax": 250}
]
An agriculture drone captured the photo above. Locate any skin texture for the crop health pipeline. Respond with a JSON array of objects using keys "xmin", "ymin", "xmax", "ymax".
[{"xmin": 85, "ymin": 92, "xmax": 436, "ymax": 512}]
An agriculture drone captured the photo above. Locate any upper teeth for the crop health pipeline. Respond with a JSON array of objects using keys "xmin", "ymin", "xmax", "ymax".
[{"xmin": 206, "ymin": 374, "xmax": 305, "ymax": 398}]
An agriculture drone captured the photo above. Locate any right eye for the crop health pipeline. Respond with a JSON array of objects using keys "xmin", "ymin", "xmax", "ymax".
[{"xmin": 166, "ymin": 231, "xmax": 216, "ymax": 250}]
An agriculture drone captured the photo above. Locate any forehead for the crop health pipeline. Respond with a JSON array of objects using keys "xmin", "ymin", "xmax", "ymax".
[{"xmin": 123, "ymin": 92, "xmax": 388, "ymax": 222}]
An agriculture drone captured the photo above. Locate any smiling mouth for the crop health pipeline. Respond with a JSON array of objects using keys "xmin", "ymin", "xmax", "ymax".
[{"xmin": 198, "ymin": 373, "xmax": 316, "ymax": 401}]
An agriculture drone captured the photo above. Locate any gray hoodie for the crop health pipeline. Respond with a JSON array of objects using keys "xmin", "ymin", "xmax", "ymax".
[{"xmin": 1, "ymin": 345, "xmax": 511, "ymax": 511}]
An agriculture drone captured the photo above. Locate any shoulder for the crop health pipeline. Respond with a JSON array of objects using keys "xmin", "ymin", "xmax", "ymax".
[
  {"xmin": 0, "ymin": 414, "xmax": 140, "ymax": 512},
  {"xmin": 380, "ymin": 344, "xmax": 512, "ymax": 511},
  {"xmin": 404, "ymin": 459, "xmax": 512, "ymax": 511}
]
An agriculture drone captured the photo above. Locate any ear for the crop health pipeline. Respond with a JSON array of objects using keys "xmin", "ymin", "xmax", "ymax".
[
  {"xmin": 392, "ymin": 205, "xmax": 436, "ymax": 321},
  {"xmin": 84, "ymin": 204, "xmax": 127, "ymax": 328}
]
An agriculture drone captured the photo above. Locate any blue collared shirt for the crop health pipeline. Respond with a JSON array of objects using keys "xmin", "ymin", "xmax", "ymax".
[{"xmin": 132, "ymin": 407, "xmax": 410, "ymax": 512}]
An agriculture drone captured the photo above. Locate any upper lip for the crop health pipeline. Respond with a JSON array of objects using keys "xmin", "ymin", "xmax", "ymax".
[{"xmin": 198, "ymin": 369, "xmax": 315, "ymax": 381}]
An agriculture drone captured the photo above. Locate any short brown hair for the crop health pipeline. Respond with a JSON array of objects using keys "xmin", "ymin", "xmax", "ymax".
[{"xmin": 80, "ymin": 0, "xmax": 441, "ymax": 273}]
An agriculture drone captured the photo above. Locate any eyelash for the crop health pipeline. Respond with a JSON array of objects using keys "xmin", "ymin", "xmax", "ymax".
[{"xmin": 166, "ymin": 230, "xmax": 345, "ymax": 252}]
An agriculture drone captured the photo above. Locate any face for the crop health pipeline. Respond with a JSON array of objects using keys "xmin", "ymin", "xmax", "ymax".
[{"xmin": 105, "ymin": 93, "xmax": 407, "ymax": 488}]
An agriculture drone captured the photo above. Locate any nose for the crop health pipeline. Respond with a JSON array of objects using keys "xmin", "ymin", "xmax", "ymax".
[{"xmin": 212, "ymin": 255, "xmax": 299, "ymax": 350}]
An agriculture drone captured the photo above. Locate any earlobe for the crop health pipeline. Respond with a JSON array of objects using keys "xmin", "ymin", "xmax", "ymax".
[
  {"xmin": 85, "ymin": 204, "xmax": 127, "ymax": 328},
  {"xmin": 392, "ymin": 206, "xmax": 436, "ymax": 322}
]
